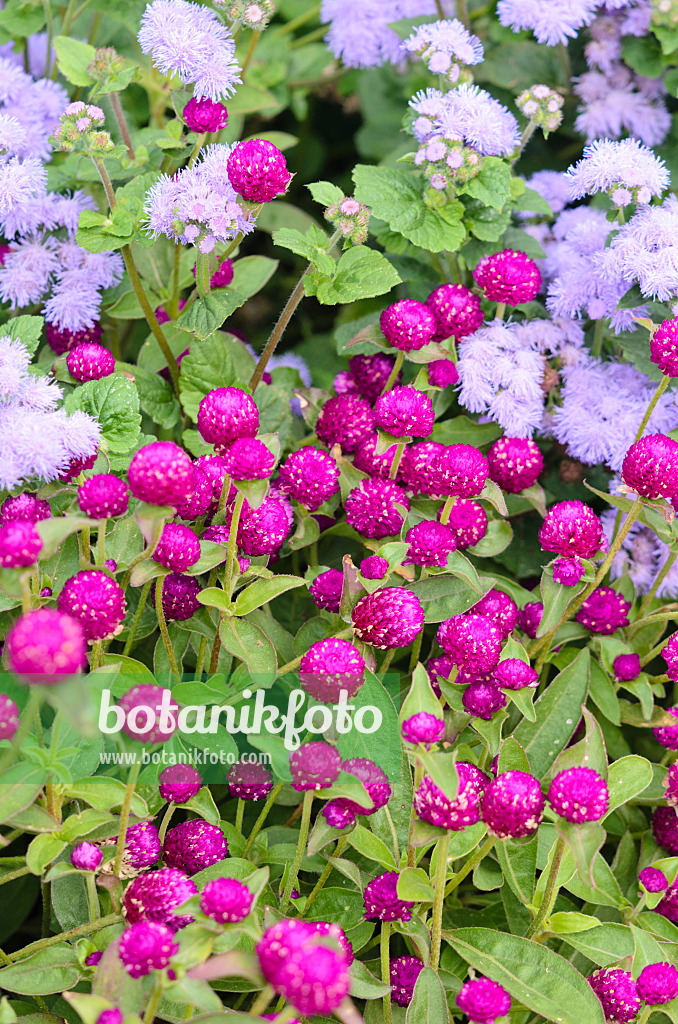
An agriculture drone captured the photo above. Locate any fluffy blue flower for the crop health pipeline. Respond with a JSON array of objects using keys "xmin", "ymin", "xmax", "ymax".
[
  {"xmin": 574, "ymin": 65, "xmax": 670, "ymax": 146},
  {"xmin": 565, "ymin": 138, "xmax": 669, "ymax": 206},
  {"xmin": 321, "ymin": 0, "xmax": 447, "ymax": 69},
  {"xmin": 607, "ymin": 194, "xmax": 678, "ymax": 302},
  {"xmin": 404, "ymin": 19, "xmax": 483, "ymax": 79},
  {"xmin": 497, "ymin": 0, "xmax": 597, "ymax": 45},
  {"xmin": 138, "ymin": 0, "xmax": 241, "ymax": 100},
  {"xmin": 0, "ymin": 240, "xmax": 59, "ymax": 308},
  {"xmin": 432, "ymin": 83, "xmax": 520, "ymax": 157},
  {"xmin": 0, "ymin": 156, "xmax": 46, "ymax": 212},
  {"xmin": 521, "ymin": 170, "xmax": 570, "ymax": 216}
]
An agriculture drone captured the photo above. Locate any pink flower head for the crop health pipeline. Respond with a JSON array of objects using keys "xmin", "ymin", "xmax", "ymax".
[
  {"xmin": 548, "ymin": 767, "xmax": 609, "ymax": 823},
  {"xmin": 473, "ymin": 248, "xmax": 541, "ymax": 305},
  {"xmin": 309, "ymin": 568, "xmax": 343, "ymax": 612},
  {"xmin": 480, "ymin": 770, "xmax": 545, "ymax": 838},
  {"xmin": 153, "ymin": 522, "xmax": 201, "ymax": 572},
  {"xmin": 437, "ymin": 614, "xmax": 503, "ymax": 674},
  {"xmin": 159, "ymin": 763, "xmax": 202, "ymax": 803},
  {"xmin": 487, "ymin": 436, "xmax": 543, "ymax": 493},
  {"xmin": 5, "ymin": 608, "xmax": 86, "ymax": 683},
  {"xmin": 414, "ymin": 763, "xmax": 488, "ymax": 831},
  {"xmin": 299, "ymin": 637, "xmax": 365, "ymax": 702},
  {"xmin": 380, "ymin": 299, "xmax": 436, "ymax": 352},
  {"xmin": 316, "ymin": 393, "xmax": 375, "ymax": 453},
  {"xmin": 462, "ymin": 678, "xmax": 506, "ymax": 720},
  {"xmin": 363, "ymin": 871, "xmax": 414, "ymax": 922},
  {"xmin": 345, "ymin": 477, "xmax": 409, "ymax": 539},
  {"xmin": 57, "ymin": 570, "xmax": 126, "ymax": 641},
  {"xmin": 402, "ymin": 712, "xmax": 445, "ymax": 747},
  {"xmin": 651, "ymin": 317, "xmax": 678, "ymax": 378},
  {"xmin": 539, "ymin": 500, "xmax": 604, "ymax": 559},
  {"xmin": 226, "ymin": 759, "xmax": 273, "ymax": 801},
  {"xmin": 66, "ymin": 343, "xmax": 114, "ymax": 382},
  {"xmin": 473, "ymin": 589, "xmax": 518, "ymax": 637},
  {"xmin": 129, "ymin": 441, "xmax": 195, "ymax": 507},
  {"xmin": 160, "ymin": 573, "xmax": 201, "ymax": 621},
  {"xmin": 432, "ymin": 444, "xmax": 489, "ymax": 498},
  {"xmin": 588, "ymin": 969, "xmax": 641, "ymax": 1024},
  {"xmin": 405, "ymin": 520, "xmax": 456, "ymax": 567},
  {"xmin": 119, "ymin": 921, "xmax": 178, "ymax": 978},
  {"xmin": 201, "ymin": 877, "xmax": 253, "ymax": 923},
  {"xmin": 390, "ymin": 956, "xmax": 424, "ymax": 1007},
  {"xmin": 622, "ymin": 433, "xmax": 678, "ymax": 500},
  {"xmin": 227, "ymin": 138, "xmax": 292, "ymax": 203},
  {"xmin": 457, "ymin": 977, "xmax": 511, "ymax": 1024},
  {"xmin": 197, "ymin": 387, "xmax": 259, "ymax": 448},
  {"xmin": 352, "ymin": 588, "xmax": 425, "ymax": 649},
  {"xmin": 279, "ymin": 447, "xmax": 339, "ymax": 511},
  {"xmin": 0, "ymin": 521, "xmax": 42, "ymax": 568},
  {"xmin": 78, "ymin": 474, "xmax": 129, "ymax": 519},
  {"xmin": 445, "ymin": 499, "xmax": 488, "ymax": 548},
  {"xmin": 575, "ymin": 586, "xmax": 631, "ymax": 634},
  {"xmin": 163, "ymin": 818, "xmax": 228, "ymax": 875},
  {"xmin": 183, "ymin": 96, "xmax": 228, "ymax": 133},
  {"xmin": 375, "ymin": 385, "xmax": 435, "ymax": 438},
  {"xmin": 426, "ymin": 283, "xmax": 483, "ymax": 341},
  {"xmin": 653, "ymin": 806, "xmax": 678, "ymax": 854}
]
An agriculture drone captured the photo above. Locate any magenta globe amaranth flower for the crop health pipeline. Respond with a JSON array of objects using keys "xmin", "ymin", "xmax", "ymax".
[
  {"xmin": 60, "ymin": 451, "xmax": 99, "ymax": 485},
  {"xmin": 183, "ymin": 96, "xmax": 228, "ymax": 133},
  {"xmin": 327, "ymin": 757, "xmax": 391, "ymax": 826},
  {"xmin": 226, "ymin": 759, "xmax": 273, "ymax": 801},
  {"xmin": 237, "ymin": 496, "xmax": 292, "ymax": 556},
  {"xmin": 588, "ymin": 968, "xmax": 641, "ymax": 1024},
  {"xmin": 433, "ymin": 444, "xmax": 489, "ymax": 498},
  {"xmin": 0, "ymin": 694, "xmax": 19, "ymax": 740},
  {"xmin": 66, "ymin": 343, "xmax": 115, "ymax": 382},
  {"xmin": 221, "ymin": 437, "xmax": 274, "ymax": 480},
  {"xmin": 45, "ymin": 320, "xmax": 103, "ymax": 355},
  {"xmin": 119, "ymin": 921, "xmax": 178, "ymax": 978},
  {"xmin": 125, "ymin": 822, "xmax": 161, "ymax": 870},
  {"xmin": 299, "ymin": 637, "xmax": 365, "ymax": 703},
  {"xmin": 637, "ymin": 962, "xmax": 678, "ymax": 1004},
  {"xmin": 118, "ymin": 684, "xmax": 177, "ymax": 744},
  {"xmin": 278, "ymin": 447, "xmax": 339, "ymax": 511},
  {"xmin": 290, "ymin": 741, "xmax": 343, "ymax": 791},
  {"xmin": 379, "ymin": 299, "xmax": 436, "ymax": 352},
  {"xmin": 259, "ymin": 925, "xmax": 350, "ymax": 1018},
  {"xmin": 653, "ymin": 807, "xmax": 678, "ymax": 854},
  {"xmin": 651, "ymin": 317, "xmax": 678, "ymax": 377},
  {"xmin": 426, "ymin": 282, "xmax": 483, "ymax": 341},
  {"xmin": 128, "ymin": 441, "xmax": 195, "ymax": 507},
  {"xmin": 152, "ymin": 522, "xmax": 201, "ymax": 572},
  {"xmin": 402, "ymin": 712, "xmax": 445, "ymax": 747},
  {"xmin": 123, "ymin": 867, "xmax": 197, "ymax": 930},
  {"xmin": 197, "ymin": 387, "xmax": 259, "ymax": 449},
  {"xmin": 575, "ymin": 586, "xmax": 631, "ymax": 634},
  {"xmin": 323, "ymin": 802, "xmax": 355, "ymax": 829},
  {"xmin": 175, "ymin": 466, "xmax": 213, "ymax": 519},
  {"xmin": 353, "ymin": 433, "xmax": 400, "ymax": 480},
  {"xmin": 639, "ymin": 866, "xmax": 668, "ymax": 893},
  {"xmin": 445, "ymin": 499, "xmax": 488, "ymax": 548},
  {"xmin": 1, "ymin": 493, "xmax": 51, "ymax": 525},
  {"xmin": 553, "ymin": 557, "xmax": 585, "ymax": 586},
  {"xmin": 57, "ymin": 570, "xmax": 126, "ymax": 641},
  {"xmin": 194, "ymin": 454, "xmax": 230, "ymax": 503},
  {"xmin": 437, "ymin": 614, "xmax": 503, "ymax": 674},
  {"xmin": 539, "ymin": 500, "xmax": 605, "ymax": 559},
  {"xmin": 480, "ymin": 770, "xmax": 545, "ymax": 838},
  {"xmin": 163, "ymin": 818, "xmax": 228, "ymax": 876},
  {"xmin": 316, "ymin": 393, "xmax": 375, "ymax": 453},
  {"xmin": 473, "ymin": 248, "xmax": 541, "ymax": 305},
  {"xmin": 6, "ymin": 608, "xmax": 86, "ymax": 683},
  {"xmin": 622, "ymin": 433, "xmax": 678, "ymax": 501},
  {"xmin": 390, "ymin": 956, "xmax": 424, "ymax": 1006},
  {"xmin": 487, "ymin": 436, "xmax": 543, "ymax": 493},
  {"xmin": 613, "ymin": 653, "xmax": 641, "ymax": 682},
  {"xmin": 360, "ymin": 555, "xmax": 389, "ymax": 579},
  {"xmin": 375, "ymin": 385, "xmax": 434, "ymax": 438},
  {"xmin": 227, "ymin": 138, "xmax": 292, "ymax": 203},
  {"xmin": 494, "ymin": 659, "xmax": 538, "ymax": 690},
  {"xmin": 518, "ymin": 601, "xmax": 543, "ymax": 638},
  {"xmin": 463, "ymin": 678, "xmax": 506, "ymax": 720},
  {"xmin": 428, "ymin": 359, "xmax": 459, "ymax": 388},
  {"xmin": 658, "ymin": 882, "xmax": 678, "ymax": 922},
  {"xmin": 86, "ymin": 951, "xmax": 103, "ymax": 967},
  {"xmin": 159, "ymin": 763, "xmax": 202, "ymax": 804},
  {"xmin": 364, "ymin": 871, "xmax": 414, "ymax": 922},
  {"xmin": 201, "ymin": 877, "xmax": 253, "ymax": 923},
  {"xmin": 352, "ymin": 587, "xmax": 425, "ymax": 649},
  {"xmin": 71, "ymin": 842, "xmax": 103, "ymax": 871},
  {"xmin": 399, "ymin": 441, "xmax": 445, "ymax": 495},
  {"xmin": 474, "ymin": 589, "xmax": 519, "ymax": 637},
  {"xmin": 77, "ymin": 474, "xmax": 129, "ymax": 519},
  {"xmin": 414, "ymin": 763, "xmax": 488, "ymax": 831},
  {"xmin": 548, "ymin": 767, "xmax": 609, "ymax": 823},
  {"xmin": 457, "ymin": 977, "xmax": 511, "ymax": 1024},
  {"xmin": 309, "ymin": 568, "xmax": 343, "ymax": 612},
  {"xmin": 0, "ymin": 521, "xmax": 42, "ymax": 568},
  {"xmin": 664, "ymin": 636, "xmax": 678, "ymax": 679},
  {"xmin": 665, "ymin": 763, "xmax": 678, "ymax": 809},
  {"xmin": 345, "ymin": 478, "xmax": 409, "ymax": 539},
  {"xmin": 349, "ymin": 352, "xmax": 401, "ymax": 402},
  {"xmin": 161, "ymin": 573, "xmax": 201, "ymax": 622},
  {"xmin": 405, "ymin": 521, "xmax": 456, "ymax": 568}
]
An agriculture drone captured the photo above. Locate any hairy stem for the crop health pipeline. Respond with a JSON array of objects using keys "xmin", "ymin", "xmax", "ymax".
[
  {"xmin": 7, "ymin": 914, "xmax": 120, "ymax": 962},
  {"xmin": 208, "ymin": 490, "xmax": 245, "ymax": 673},
  {"xmin": 195, "ymin": 251, "xmax": 212, "ymax": 298},
  {"xmin": 109, "ymin": 92, "xmax": 135, "ymax": 161},
  {"xmin": 158, "ymin": 801, "xmax": 176, "ymax": 845},
  {"xmin": 156, "ymin": 576, "xmax": 180, "ymax": 674},
  {"xmin": 280, "ymin": 791, "xmax": 313, "ymax": 912},
  {"xmin": 639, "ymin": 548, "xmax": 678, "ymax": 617},
  {"xmin": 143, "ymin": 977, "xmax": 164, "ymax": 1024},
  {"xmin": 85, "ymin": 873, "xmax": 100, "ymax": 923},
  {"xmin": 445, "ymin": 835, "xmax": 497, "ymax": 897},
  {"xmin": 380, "ymin": 921, "xmax": 392, "ymax": 1024},
  {"xmin": 242, "ymin": 783, "xmax": 284, "ymax": 857},
  {"xmin": 302, "ymin": 835, "xmax": 349, "ymax": 914},
  {"xmin": 430, "ymin": 831, "xmax": 451, "ymax": 971},
  {"xmin": 112, "ymin": 760, "xmax": 141, "ymax": 877},
  {"xmin": 526, "ymin": 836, "xmax": 565, "ymax": 939},
  {"xmin": 381, "ymin": 350, "xmax": 404, "ymax": 395},
  {"xmin": 122, "ymin": 578, "xmax": 153, "ymax": 656},
  {"xmin": 635, "ymin": 374, "xmax": 670, "ymax": 444}
]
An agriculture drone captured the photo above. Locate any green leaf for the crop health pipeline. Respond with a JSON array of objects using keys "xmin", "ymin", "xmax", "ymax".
[
  {"xmin": 0, "ymin": 946, "xmax": 82, "ymax": 994},
  {"xmin": 26, "ymin": 835, "xmax": 67, "ymax": 875},
  {"xmin": 553, "ymin": 706, "xmax": 607, "ymax": 778},
  {"xmin": 512, "ymin": 187, "xmax": 553, "ymax": 215},
  {"xmin": 538, "ymin": 562, "xmax": 589, "ymax": 636},
  {"xmin": 497, "ymin": 737, "xmax": 530, "ymax": 774},
  {"xmin": 409, "ymin": 573, "xmax": 495, "ymax": 623},
  {"xmin": 3, "ymin": 315, "xmax": 44, "ymax": 355},
  {"xmin": 348, "ymin": 823, "xmax": 397, "ymax": 869},
  {"xmin": 558, "ymin": 922, "xmax": 635, "ymax": 966},
  {"xmin": 53, "ymin": 36, "xmax": 95, "ymax": 86},
  {"xmin": 549, "ymin": 912, "xmax": 602, "ymax": 934},
  {"xmin": 176, "ymin": 256, "xmax": 277, "ymax": 340},
  {"xmin": 605, "ymin": 755, "xmax": 653, "ymax": 817},
  {"xmin": 218, "ymin": 617, "xmax": 277, "ymax": 682},
  {"xmin": 445, "ymin": 928, "xmax": 605, "ymax": 1024},
  {"xmin": 226, "ymin": 84, "xmax": 279, "ymax": 114},
  {"xmin": 353, "ymin": 164, "xmax": 465, "ymax": 253},
  {"xmin": 233, "ymin": 575, "xmax": 306, "ymax": 617},
  {"xmin": 36, "ymin": 516, "xmax": 95, "ymax": 560},
  {"xmin": 349, "ymin": 960, "xmax": 391, "ymax": 1000},
  {"xmin": 307, "ymin": 180, "xmax": 345, "ymax": 207},
  {"xmin": 495, "ymin": 836, "xmax": 537, "ymax": 906},
  {"xmin": 400, "ymin": 662, "xmax": 444, "ymax": 723},
  {"xmin": 63, "ymin": 780, "xmax": 148, "ymax": 816},
  {"xmin": 178, "ymin": 334, "xmax": 236, "ymax": 420},
  {"xmin": 513, "ymin": 648, "xmax": 590, "ymax": 779},
  {"xmin": 273, "ymin": 226, "xmax": 335, "ymax": 276},
  {"xmin": 459, "ymin": 158, "xmax": 511, "ymax": 211},
  {"xmin": 306, "ymin": 245, "xmax": 401, "ymax": 304},
  {"xmin": 470, "ymin": 519, "xmax": 512, "ymax": 558},
  {"xmin": 0, "ymin": 764, "xmax": 45, "ymax": 825},
  {"xmin": 336, "ymin": 669, "xmax": 400, "ymax": 779},
  {"xmin": 408, "ymin": 966, "xmax": 450, "ymax": 1023},
  {"xmin": 64, "ymin": 374, "xmax": 141, "ymax": 454},
  {"xmin": 556, "ymin": 821, "xmax": 605, "ymax": 886},
  {"xmin": 117, "ymin": 362, "xmax": 180, "ymax": 430},
  {"xmin": 397, "ymin": 867, "xmax": 435, "ymax": 903}
]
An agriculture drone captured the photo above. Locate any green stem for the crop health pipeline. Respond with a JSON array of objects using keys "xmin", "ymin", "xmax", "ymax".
[
  {"xmin": 641, "ymin": 631, "xmax": 676, "ymax": 667},
  {"xmin": 635, "ymin": 375, "xmax": 670, "ymax": 444},
  {"xmin": 389, "ymin": 442, "xmax": 406, "ymax": 481},
  {"xmin": 280, "ymin": 791, "xmax": 313, "ymax": 912},
  {"xmin": 274, "ymin": 2, "xmax": 320, "ymax": 35},
  {"xmin": 195, "ymin": 251, "xmax": 212, "ymax": 298},
  {"xmin": 90, "ymin": 641, "xmax": 104, "ymax": 671},
  {"xmin": 85, "ymin": 873, "xmax": 99, "ymax": 923},
  {"xmin": 430, "ymin": 832, "xmax": 450, "ymax": 971},
  {"xmin": 302, "ymin": 835, "xmax": 348, "ymax": 914},
  {"xmin": 0, "ymin": 691, "xmax": 41, "ymax": 774},
  {"xmin": 495, "ymin": 302, "xmax": 506, "ymax": 321},
  {"xmin": 122, "ymin": 579, "xmax": 153, "ymax": 656},
  {"xmin": 96, "ymin": 520, "xmax": 106, "ymax": 567},
  {"xmin": 169, "ymin": 243, "xmax": 181, "ymax": 320},
  {"xmin": 639, "ymin": 548, "xmax": 678, "ymax": 617},
  {"xmin": 445, "ymin": 835, "xmax": 497, "ymax": 897},
  {"xmin": 0, "ymin": 866, "xmax": 30, "ymax": 887},
  {"xmin": 156, "ymin": 577, "xmax": 180, "ymax": 674},
  {"xmin": 158, "ymin": 802, "xmax": 175, "ymax": 845},
  {"xmin": 241, "ymin": 29, "xmax": 260, "ymax": 72},
  {"xmin": 242, "ymin": 783, "xmax": 283, "ymax": 857},
  {"xmin": 7, "ymin": 914, "xmax": 120, "ymax": 962},
  {"xmin": 112, "ymin": 760, "xmax": 141, "ymax": 877},
  {"xmin": 235, "ymin": 798, "xmax": 245, "ymax": 834},
  {"xmin": 42, "ymin": 0, "xmax": 54, "ymax": 77},
  {"xmin": 636, "ymin": 1006, "xmax": 652, "ymax": 1024},
  {"xmin": 61, "ymin": 0, "xmax": 79, "ymax": 34},
  {"xmin": 380, "ymin": 923, "xmax": 393, "ymax": 1024},
  {"xmin": 515, "ymin": 121, "xmax": 536, "ymax": 161},
  {"xmin": 379, "ymin": 649, "xmax": 395, "ymax": 680},
  {"xmin": 440, "ymin": 495, "xmax": 455, "ymax": 525},
  {"xmin": 381, "ymin": 350, "xmax": 404, "ymax": 395},
  {"xmin": 591, "ymin": 318, "xmax": 605, "ymax": 358},
  {"xmin": 250, "ymin": 987, "xmax": 275, "ymax": 1017},
  {"xmin": 81, "ymin": 526, "xmax": 91, "ymax": 564},
  {"xmin": 526, "ymin": 836, "xmax": 565, "ymax": 939},
  {"xmin": 109, "ymin": 92, "xmax": 135, "ymax": 161},
  {"xmin": 121, "ymin": 243, "xmax": 181, "ymax": 396},
  {"xmin": 187, "ymin": 132, "xmax": 207, "ymax": 168},
  {"xmin": 208, "ymin": 490, "xmax": 245, "ymax": 673},
  {"xmin": 143, "ymin": 977, "xmax": 164, "ymax": 1024},
  {"xmin": 408, "ymin": 764, "xmax": 424, "ymax": 868}
]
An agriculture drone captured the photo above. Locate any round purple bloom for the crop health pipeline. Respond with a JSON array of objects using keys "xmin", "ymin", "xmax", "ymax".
[
  {"xmin": 353, "ymin": 433, "xmax": 400, "ymax": 480},
  {"xmin": 323, "ymin": 802, "xmax": 355, "ymax": 829},
  {"xmin": 539, "ymin": 500, "xmax": 605, "ymax": 559},
  {"xmin": 518, "ymin": 601, "xmax": 543, "ymax": 638},
  {"xmin": 220, "ymin": 437, "xmax": 274, "ymax": 480},
  {"xmin": 123, "ymin": 867, "xmax": 197, "ymax": 930},
  {"xmin": 0, "ymin": 694, "xmax": 19, "ymax": 740},
  {"xmin": 613, "ymin": 653, "xmax": 641, "ymax": 682},
  {"xmin": 161, "ymin": 573, "xmax": 201, "ymax": 622},
  {"xmin": 78, "ymin": 474, "xmax": 128, "ymax": 519},
  {"xmin": 152, "ymin": 522, "xmax": 201, "ymax": 573},
  {"xmin": 257, "ymin": 920, "xmax": 318, "ymax": 983},
  {"xmin": 278, "ymin": 447, "xmax": 339, "ymax": 511},
  {"xmin": 271, "ymin": 942, "xmax": 349, "ymax": 1017},
  {"xmin": 428, "ymin": 359, "xmax": 459, "ymax": 389},
  {"xmin": 71, "ymin": 842, "xmax": 103, "ymax": 871},
  {"xmin": 125, "ymin": 822, "xmax": 161, "ymax": 870},
  {"xmin": 348, "ymin": 352, "xmax": 401, "ymax": 403},
  {"xmin": 45, "ymin": 321, "xmax": 103, "ymax": 356},
  {"xmin": 658, "ymin": 881, "xmax": 678, "ymax": 922},
  {"xmin": 363, "ymin": 872, "xmax": 414, "ymax": 922},
  {"xmin": 194, "ymin": 454, "xmax": 230, "ymax": 503},
  {"xmin": 226, "ymin": 759, "xmax": 273, "ymax": 801},
  {"xmin": 0, "ymin": 492, "xmax": 51, "ymax": 525},
  {"xmin": 227, "ymin": 139, "xmax": 291, "ymax": 203},
  {"xmin": 299, "ymin": 637, "xmax": 365, "ymax": 703},
  {"xmin": 175, "ymin": 466, "xmax": 214, "ymax": 520},
  {"xmin": 402, "ymin": 712, "xmax": 445, "ymax": 747},
  {"xmin": 399, "ymin": 441, "xmax": 446, "ymax": 495},
  {"xmin": 197, "ymin": 387, "xmax": 259, "ymax": 448},
  {"xmin": 575, "ymin": 586, "xmax": 631, "ymax": 635},
  {"xmin": 437, "ymin": 614, "xmax": 503, "ymax": 674},
  {"xmin": 665, "ymin": 762, "xmax": 678, "ymax": 810},
  {"xmin": 6, "ymin": 608, "xmax": 86, "ymax": 683},
  {"xmin": 0, "ymin": 520, "xmax": 42, "ymax": 568},
  {"xmin": 473, "ymin": 589, "xmax": 519, "ymax": 638},
  {"xmin": 352, "ymin": 587, "xmax": 424, "ymax": 649},
  {"xmin": 128, "ymin": 441, "xmax": 195, "ymax": 507},
  {"xmin": 237, "ymin": 495, "xmax": 292, "ymax": 556},
  {"xmin": 375, "ymin": 385, "xmax": 434, "ymax": 439},
  {"xmin": 433, "ymin": 444, "xmax": 489, "ymax": 498},
  {"xmin": 57, "ymin": 570, "xmax": 126, "ymax": 641},
  {"xmin": 588, "ymin": 968, "xmax": 641, "ymax": 1024},
  {"xmin": 426, "ymin": 283, "xmax": 483, "ymax": 341},
  {"xmin": 651, "ymin": 317, "xmax": 678, "ymax": 378},
  {"xmin": 390, "ymin": 956, "xmax": 424, "ymax": 1006},
  {"xmin": 345, "ymin": 478, "xmax": 409, "ymax": 539},
  {"xmin": 473, "ymin": 249, "xmax": 541, "ymax": 305},
  {"xmin": 639, "ymin": 867, "xmax": 668, "ymax": 893},
  {"xmin": 405, "ymin": 520, "xmax": 456, "ymax": 568},
  {"xmin": 360, "ymin": 555, "xmax": 389, "ymax": 579},
  {"xmin": 380, "ymin": 299, "xmax": 436, "ymax": 352},
  {"xmin": 622, "ymin": 433, "xmax": 678, "ymax": 501},
  {"xmin": 119, "ymin": 921, "xmax": 178, "ymax": 978},
  {"xmin": 86, "ymin": 951, "xmax": 103, "ymax": 967},
  {"xmin": 445, "ymin": 499, "xmax": 488, "ymax": 548},
  {"xmin": 201, "ymin": 877, "xmax": 253, "ymax": 923},
  {"xmin": 159, "ymin": 763, "xmax": 202, "ymax": 804},
  {"xmin": 96, "ymin": 1011, "xmax": 122, "ymax": 1024},
  {"xmin": 487, "ymin": 436, "xmax": 543, "ymax": 493},
  {"xmin": 663, "ymin": 637, "xmax": 678, "ymax": 679},
  {"xmin": 183, "ymin": 96, "xmax": 228, "ymax": 133},
  {"xmin": 118, "ymin": 684, "xmax": 177, "ymax": 744},
  {"xmin": 309, "ymin": 568, "xmax": 343, "ymax": 612},
  {"xmin": 317, "ymin": 394, "xmax": 376, "ymax": 453},
  {"xmin": 552, "ymin": 557, "xmax": 585, "ymax": 586},
  {"xmin": 637, "ymin": 962, "xmax": 678, "ymax": 1004},
  {"xmin": 457, "ymin": 976, "xmax": 511, "ymax": 1024},
  {"xmin": 289, "ymin": 741, "xmax": 343, "ymax": 791},
  {"xmin": 163, "ymin": 818, "xmax": 228, "ymax": 876},
  {"xmin": 330, "ymin": 757, "xmax": 391, "ymax": 823},
  {"xmin": 653, "ymin": 806, "xmax": 678, "ymax": 854},
  {"xmin": 67, "ymin": 343, "xmax": 115, "ymax": 382},
  {"xmin": 480, "ymin": 770, "xmax": 545, "ymax": 838},
  {"xmin": 548, "ymin": 767, "xmax": 609, "ymax": 823},
  {"xmin": 414, "ymin": 763, "xmax": 489, "ymax": 831},
  {"xmin": 494, "ymin": 659, "xmax": 538, "ymax": 690},
  {"xmin": 463, "ymin": 679, "xmax": 506, "ymax": 720}
]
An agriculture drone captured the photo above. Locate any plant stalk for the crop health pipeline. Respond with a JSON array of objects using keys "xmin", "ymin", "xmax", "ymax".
[
  {"xmin": 430, "ymin": 831, "xmax": 450, "ymax": 971},
  {"xmin": 112, "ymin": 760, "xmax": 141, "ymax": 877},
  {"xmin": 242, "ymin": 783, "xmax": 284, "ymax": 856},
  {"xmin": 526, "ymin": 836, "xmax": 565, "ymax": 939},
  {"xmin": 280, "ymin": 791, "xmax": 313, "ymax": 911},
  {"xmin": 381, "ymin": 921, "xmax": 392, "ymax": 1024}
]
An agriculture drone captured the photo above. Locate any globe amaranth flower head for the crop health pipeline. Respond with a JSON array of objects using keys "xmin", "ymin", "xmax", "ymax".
[
  {"xmin": 637, "ymin": 962, "xmax": 678, "ymax": 1005},
  {"xmin": 463, "ymin": 678, "xmax": 506, "ymax": 720},
  {"xmin": 299, "ymin": 637, "xmax": 365, "ymax": 703},
  {"xmin": 1, "ymin": 492, "xmax": 51, "ymax": 525},
  {"xmin": 123, "ymin": 867, "xmax": 197, "ymax": 930},
  {"xmin": 497, "ymin": 0, "xmax": 597, "ymax": 45},
  {"xmin": 57, "ymin": 570, "xmax": 126, "ymax": 642},
  {"xmin": 163, "ymin": 818, "xmax": 228, "ymax": 875},
  {"xmin": 124, "ymin": 821, "xmax": 161, "ymax": 870},
  {"xmin": 414, "ymin": 763, "xmax": 488, "ymax": 831},
  {"xmin": 278, "ymin": 446, "xmax": 339, "ymax": 511},
  {"xmin": 159, "ymin": 763, "xmax": 202, "ymax": 804},
  {"xmin": 352, "ymin": 587, "xmax": 425, "ymax": 649},
  {"xmin": 639, "ymin": 866, "xmax": 669, "ymax": 893},
  {"xmin": 119, "ymin": 921, "xmax": 178, "ymax": 978},
  {"xmin": 588, "ymin": 968, "xmax": 641, "ymax": 1024},
  {"xmin": 403, "ymin": 18, "xmax": 483, "ymax": 82},
  {"xmin": 144, "ymin": 146, "xmax": 256, "ymax": 253},
  {"xmin": 480, "ymin": 770, "xmax": 545, "ymax": 838},
  {"xmin": 0, "ymin": 520, "xmax": 42, "ymax": 568},
  {"xmin": 446, "ymin": 499, "xmax": 488, "ymax": 549},
  {"xmin": 128, "ymin": 441, "xmax": 196, "ymax": 507},
  {"xmin": 316, "ymin": 393, "xmax": 375, "ymax": 452},
  {"xmin": 325, "ymin": 757, "xmax": 391, "ymax": 826},
  {"xmin": 183, "ymin": 97, "xmax": 228, "ymax": 134},
  {"xmin": 405, "ymin": 520, "xmax": 456, "ymax": 568},
  {"xmin": 575, "ymin": 585, "xmax": 631, "ymax": 634},
  {"xmin": 71, "ymin": 842, "xmax": 103, "ymax": 871},
  {"xmin": 138, "ymin": 0, "xmax": 241, "ymax": 100},
  {"xmin": 390, "ymin": 956, "xmax": 424, "ymax": 1007},
  {"xmin": 197, "ymin": 386, "xmax": 259, "ymax": 447},
  {"xmin": 226, "ymin": 758, "xmax": 273, "ymax": 801},
  {"xmin": 623, "ymin": 433, "xmax": 678, "ymax": 501},
  {"xmin": 257, "ymin": 918, "xmax": 351, "ymax": 1017},
  {"xmin": 375, "ymin": 385, "xmax": 434, "ymax": 438},
  {"xmin": 360, "ymin": 554, "xmax": 389, "ymax": 579},
  {"xmin": 538, "ymin": 500, "xmax": 605, "ymax": 560},
  {"xmin": 457, "ymin": 976, "xmax": 511, "ymax": 1024},
  {"xmin": 437, "ymin": 614, "xmax": 503, "ymax": 675},
  {"xmin": 654, "ymin": 807, "xmax": 678, "ymax": 855},
  {"xmin": 402, "ymin": 712, "xmax": 445, "ymax": 747},
  {"xmin": 380, "ymin": 298, "xmax": 436, "ymax": 352},
  {"xmin": 117, "ymin": 685, "xmax": 178, "ymax": 745},
  {"xmin": 289, "ymin": 741, "xmax": 343, "ymax": 791},
  {"xmin": 565, "ymin": 138, "xmax": 669, "ymax": 207},
  {"xmin": 487, "ymin": 436, "xmax": 543, "ymax": 493},
  {"xmin": 473, "ymin": 589, "xmax": 519, "ymax": 637},
  {"xmin": 651, "ymin": 317, "xmax": 678, "ymax": 378},
  {"xmin": 201, "ymin": 877, "xmax": 253, "ymax": 923},
  {"xmin": 426, "ymin": 282, "xmax": 483, "ymax": 341},
  {"xmin": 227, "ymin": 139, "xmax": 292, "ymax": 203},
  {"xmin": 345, "ymin": 477, "xmax": 409, "ymax": 539},
  {"xmin": 654, "ymin": 707, "xmax": 678, "ymax": 750},
  {"xmin": 0, "ymin": 694, "xmax": 20, "ymax": 741},
  {"xmin": 473, "ymin": 249, "xmax": 541, "ymax": 305},
  {"xmin": 309, "ymin": 568, "xmax": 343, "ymax": 612},
  {"xmin": 548, "ymin": 767, "xmax": 609, "ymax": 823},
  {"xmin": 363, "ymin": 871, "xmax": 414, "ymax": 922},
  {"xmin": 5, "ymin": 607, "xmax": 87, "ymax": 683},
  {"xmin": 494, "ymin": 658, "xmax": 539, "ymax": 690},
  {"xmin": 160, "ymin": 573, "xmax": 201, "ymax": 622}
]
